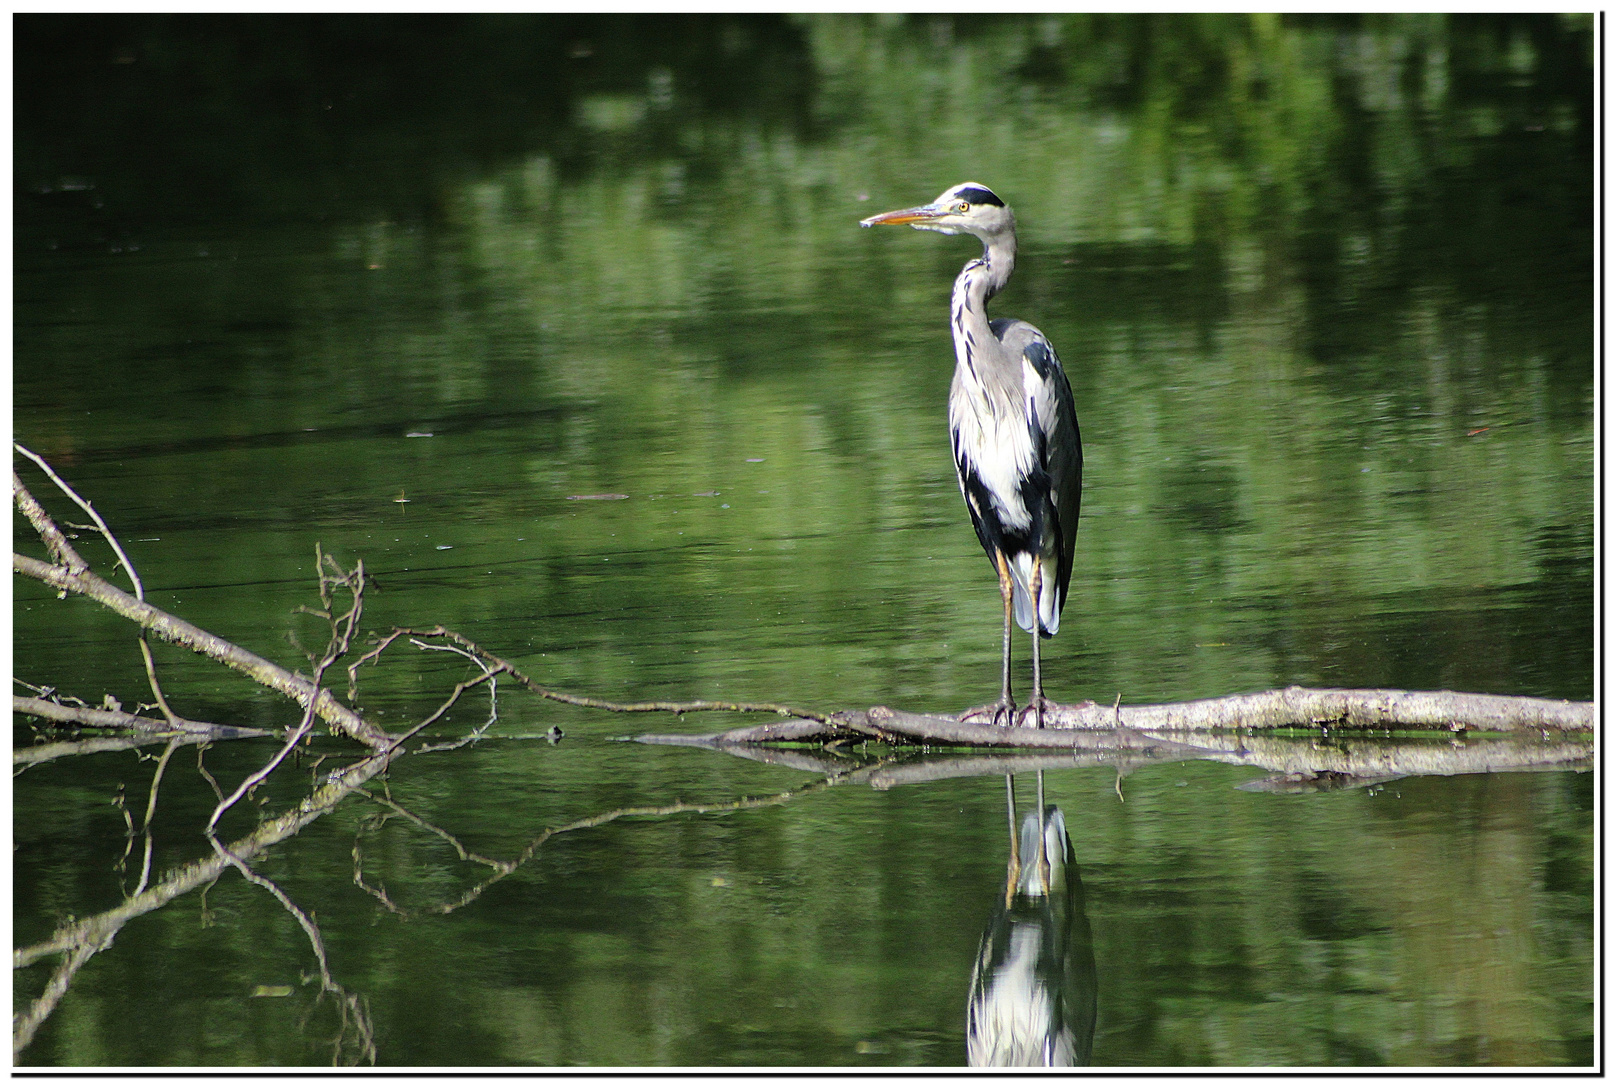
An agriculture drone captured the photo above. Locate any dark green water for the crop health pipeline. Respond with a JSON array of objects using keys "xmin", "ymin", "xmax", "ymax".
[{"xmin": 13, "ymin": 14, "xmax": 1595, "ymax": 1067}]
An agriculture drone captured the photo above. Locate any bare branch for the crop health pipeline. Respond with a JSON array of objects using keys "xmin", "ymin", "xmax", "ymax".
[
  {"xmin": 15, "ymin": 443, "xmax": 146, "ymax": 601},
  {"xmin": 13, "ymin": 695, "xmax": 272, "ymax": 740},
  {"xmin": 643, "ymin": 717, "xmax": 1592, "ymax": 790},
  {"xmin": 657, "ymin": 688, "xmax": 1592, "ymax": 745},
  {"xmin": 208, "ymin": 546, "xmax": 372, "ymax": 834},
  {"xmin": 15, "ymin": 553, "xmax": 389, "ymax": 748},
  {"xmin": 367, "ymin": 626, "xmax": 834, "ymax": 722},
  {"xmin": 1016, "ymin": 685, "xmax": 1595, "ymax": 735},
  {"xmin": 207, "ymin": 704, "xmax": 321, "ymax": 839},
  {"xmin": 15, "ymin": 450, "xmax": 191, "ymax": 725},
  {"xmin": 12, "ymin": 468, "xmax": 87, "ymax": 574},
  {"xmin": 388, "ymin": 667, "xmax": 505, "ymax": 750},
  {"xmin": 137, "ymin": 633, "xmax": 185, "ymax": 726},
  {"xmin": 407, "ymin": 639, "xmax": 502, "ymax": 753}
]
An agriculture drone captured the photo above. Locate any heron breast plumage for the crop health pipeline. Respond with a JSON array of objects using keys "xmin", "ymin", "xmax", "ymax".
[{"xmin": 948, "ymin": 316, "xmax": 1076, "ymax": 636}]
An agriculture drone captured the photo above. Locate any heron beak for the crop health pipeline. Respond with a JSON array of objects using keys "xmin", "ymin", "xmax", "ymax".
[{"xmin": 859, "ymin": 204, "xmax": 943, "ymax": 228}]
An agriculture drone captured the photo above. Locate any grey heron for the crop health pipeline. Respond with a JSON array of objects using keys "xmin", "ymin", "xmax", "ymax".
[{"xmin": 861, "ymin": 183, "xmax": 1082, "ymax": 726}]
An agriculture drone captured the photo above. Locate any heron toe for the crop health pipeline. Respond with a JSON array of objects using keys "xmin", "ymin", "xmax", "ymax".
[
  {"xmin": 960, "ymin": 697, "xmax": 1017, "ymax": 726},
  {"xmin": 1017, "ymin": 695, "xmax": 1052, "ymax": 729}
]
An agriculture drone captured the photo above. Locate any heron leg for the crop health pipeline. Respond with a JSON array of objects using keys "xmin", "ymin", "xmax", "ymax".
[
  {"xmin": 956, "ymin": 552, "xmax": 1017, "ymax": 725},
  {"xmin": 1021, "ymin": 555, "xmax": 1048, "ymax": 728},
  {"xmin": 1004, "ymin": 772, "xmax": 1020, "ymax": 903},
  {"xmin": 993, "ymin": 552, "xmax": 1016, "ymax": 724}
]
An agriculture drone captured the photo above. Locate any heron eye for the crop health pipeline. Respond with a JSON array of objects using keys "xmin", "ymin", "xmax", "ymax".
[{"xmin": 954, "ymin": 201, "xmax": 970, "ymax": 213}]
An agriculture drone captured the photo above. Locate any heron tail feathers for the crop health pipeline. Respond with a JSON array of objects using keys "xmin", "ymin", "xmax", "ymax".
[{"xmin": 1008, "ymin": 553, "xmax": 1061, "ymax": 636}]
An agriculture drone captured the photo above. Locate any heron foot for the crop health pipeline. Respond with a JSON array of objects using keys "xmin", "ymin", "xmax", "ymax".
[
  {"xmin": 958, "ymin": 698, "xmax": 1017, "ymax": 726},
  {"xmin": 1017, "ymin": 695, "xmax": 1055, "ymax": 729}
]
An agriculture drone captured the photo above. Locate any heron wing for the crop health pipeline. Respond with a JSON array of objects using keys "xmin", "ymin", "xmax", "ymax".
[
  {"xmin": 1022, "ymin": 335, "xmax": 1081, "ymax": 574},
  {"xmin": 1000, "ymin": 322, "xmax": 1082, "ymax": 625}
]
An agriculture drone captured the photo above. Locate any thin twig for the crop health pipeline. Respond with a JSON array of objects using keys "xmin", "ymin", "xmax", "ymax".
[
  {"xmin": 361, "ymin": 626, "xmax": 834, "ymax": 722},
  {"xmin": 385, "ymin": 668, "xmax": 505, "ymax": 750},
  {"xmin": 207, "ymin": 694, "xmax": 321, "ymax": 836},
  {"xmin": 405, "ymin": 639, "xmax": 504, "ymax": 753},
  {"xmin": 16, "ymin": 443, "xmax": 145, "ymax": 600},
  {"xmin": 15, "ymin": 451, "xmax": 186, "ymax": 725},
  {"xmin": 207, "ymin": 547, "xmax": 368, "ymax": 835},
  {"xmin": 137, "ymin": 633, "xmax": 185, "ymax": 725}
]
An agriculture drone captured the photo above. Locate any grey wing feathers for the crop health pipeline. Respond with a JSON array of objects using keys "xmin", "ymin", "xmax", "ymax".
[
  {"xmin": 1040, "ymin": 339, "xmax": 1081, "ymax": 573},
  {"xmin": 1001, "ymin": 321, "xmax": 1082, "ymax": 571}
]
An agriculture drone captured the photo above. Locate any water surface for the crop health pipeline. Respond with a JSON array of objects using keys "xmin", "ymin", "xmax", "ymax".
[{"xmin": 14, "ymin": 13, "xmax": 1594, "ymax": 1067}]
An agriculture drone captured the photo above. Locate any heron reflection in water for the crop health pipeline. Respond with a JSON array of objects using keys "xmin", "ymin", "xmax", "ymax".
[{"xmin": 966, "ymin": 772, "xmax": 1097, "ymax": 1067}]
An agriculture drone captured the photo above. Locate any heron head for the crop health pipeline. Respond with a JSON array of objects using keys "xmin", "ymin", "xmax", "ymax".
[{"xmin": 859, "ymin": 182, "xmax": 1013, "ymax": 239}]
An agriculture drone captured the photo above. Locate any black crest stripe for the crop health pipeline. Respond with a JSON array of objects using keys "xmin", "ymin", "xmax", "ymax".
[{"xmin": 954, "ymin": 185, "xmax": 1005, "ymax": 207}]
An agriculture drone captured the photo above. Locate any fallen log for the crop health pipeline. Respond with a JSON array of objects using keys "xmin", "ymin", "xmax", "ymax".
[{"xmin": 635, "ymin": 722, "xmax": 1592, "ymax": 792}]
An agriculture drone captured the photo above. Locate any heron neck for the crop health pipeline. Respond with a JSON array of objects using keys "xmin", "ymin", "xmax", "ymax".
[{"xmin": 951, "ymin": 231, "xmax": 1016, "ymax": 345}]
